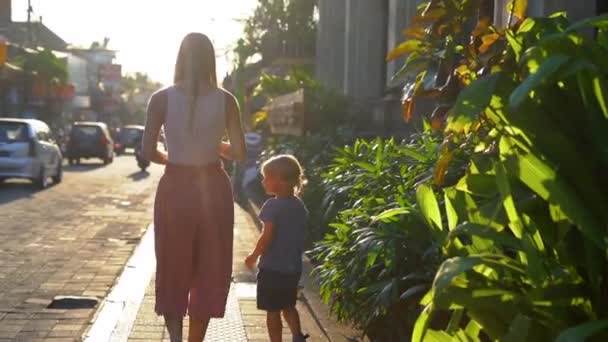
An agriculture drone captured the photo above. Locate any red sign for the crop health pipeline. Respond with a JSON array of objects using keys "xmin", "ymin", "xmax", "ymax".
[{"xmin": 98, "ymin": 64, "xmax": 122, "ymax": 83}]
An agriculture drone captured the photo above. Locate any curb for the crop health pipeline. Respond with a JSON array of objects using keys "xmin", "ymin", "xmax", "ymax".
[
  {"xmin": 243, "ymin": 196, "xmax": 363, "ymax": 342},
  {"xmin": 83, "ymin": 224, "xmax": 156, "ymax": 342}
]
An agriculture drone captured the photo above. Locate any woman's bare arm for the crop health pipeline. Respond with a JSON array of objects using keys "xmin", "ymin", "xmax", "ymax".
[
  {"xmin": 220, "ymin": 92, "xmax": 246, "ymax": 161},
  {"xmin": 143, "ymin": 90, "xmax": 169, "ymax": 165}
]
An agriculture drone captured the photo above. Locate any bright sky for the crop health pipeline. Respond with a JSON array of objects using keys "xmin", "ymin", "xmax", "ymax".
[{"xmin": 12, "ymin": 0, "xmax": 257, "ymax": 86}]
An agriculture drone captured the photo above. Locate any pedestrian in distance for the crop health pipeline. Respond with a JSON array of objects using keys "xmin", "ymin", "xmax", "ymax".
[
  {"xmin": 245, "ymin": 154, "xmax": 310, "ymax": 342},
  {"xmin": 142, "ymin": 32, "xmax": 246, "ymax": 342}
]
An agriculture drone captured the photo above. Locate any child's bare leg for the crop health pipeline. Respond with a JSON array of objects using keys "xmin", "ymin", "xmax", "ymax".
[{"xmin": 267, "ymin": 311, "xmax": 283, "ymax": 342}]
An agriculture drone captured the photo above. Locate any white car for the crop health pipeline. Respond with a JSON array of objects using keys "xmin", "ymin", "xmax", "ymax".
[{"xmin": 0, "ymin": 118, "xmax": 63, "ymax": 188}]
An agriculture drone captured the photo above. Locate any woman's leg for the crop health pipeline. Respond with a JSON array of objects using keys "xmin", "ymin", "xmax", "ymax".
[
  {"xmin": 188, "ymin": 316, "xmax": 211, "ymax": 342},
  {"xmin": 267, "ymin": 311, "xmax": 283, "ymax": 342},
  {"xmin": 164, "ymin": 316, "xmax": 183, "ymax": 342}
]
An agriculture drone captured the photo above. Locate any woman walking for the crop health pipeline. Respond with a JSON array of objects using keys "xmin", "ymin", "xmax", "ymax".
[{"xmin": 142, "ymin": 32, "xmax": 246, "ymax": 342}]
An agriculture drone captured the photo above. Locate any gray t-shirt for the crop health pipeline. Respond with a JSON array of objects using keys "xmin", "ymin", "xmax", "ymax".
[{"xmin": 258, "ymin": 196, "xmax": 308, "ymax": 274}]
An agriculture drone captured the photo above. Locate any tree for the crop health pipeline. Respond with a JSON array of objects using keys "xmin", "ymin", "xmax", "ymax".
[
  {"xmin": 121, "ymin": 72, "xmax": 162, "ymax": 125},
  {"xmin": 234, "ymin": 0, "xmax": 317, "ymax": 67}
]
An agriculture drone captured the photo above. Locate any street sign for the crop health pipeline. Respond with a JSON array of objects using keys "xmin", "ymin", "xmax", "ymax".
[{"xmin": 0, "ymin": 35, "xmax": 6, "ymax": 66}]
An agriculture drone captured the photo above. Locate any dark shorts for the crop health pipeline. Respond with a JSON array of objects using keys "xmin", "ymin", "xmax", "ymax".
[{"xmin": 256, "ymin": 269, "xmax": 301, "ymax": 311}]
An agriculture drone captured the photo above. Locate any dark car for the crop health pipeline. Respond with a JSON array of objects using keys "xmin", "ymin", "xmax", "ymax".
[
  {"xmin": 66, "ymin": 122, "xmax": 114, "ymax": 165},
  {"xmin": 115, "ymin": 125, "xmax": 144, "ymax": 155}
]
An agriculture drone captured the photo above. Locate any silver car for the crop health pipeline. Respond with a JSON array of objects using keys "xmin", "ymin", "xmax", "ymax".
[{"xmin": 0, "ymin": 118, "xmax": 63, "ymax": 188}]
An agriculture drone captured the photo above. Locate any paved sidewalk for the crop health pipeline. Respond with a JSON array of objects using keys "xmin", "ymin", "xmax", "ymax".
[{"xmin": 127, "ymin": 204, "xmax": 328, "ymax": 341}]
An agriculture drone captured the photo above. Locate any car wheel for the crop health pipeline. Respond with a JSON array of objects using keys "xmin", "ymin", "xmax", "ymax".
[
  {"xmin": 34, "ymin": 167, "xmax": 48, "ymax": 189},
  {"xmin": 52, "ymin": 162, "xmax": 63, "ymax": 184},
  {"xmin": 76, "ymin": 158, "xmax": 81, "ymax": 165}
]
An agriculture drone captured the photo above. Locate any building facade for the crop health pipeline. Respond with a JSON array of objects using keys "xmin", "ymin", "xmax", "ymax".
[{"xmin": 315, "ymin": 0, "xmax": 605, "ymax": 134}]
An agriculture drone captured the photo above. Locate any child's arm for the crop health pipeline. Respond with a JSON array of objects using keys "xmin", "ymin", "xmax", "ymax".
[{"xmin": 245, "ymin": 221, "xmax": 275, "ymax": 270}]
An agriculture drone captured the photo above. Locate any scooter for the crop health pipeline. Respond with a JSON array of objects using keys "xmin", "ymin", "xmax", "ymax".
[{"xmin": 134, "ymin": 141, "xmax": 150, "ymax": 172}]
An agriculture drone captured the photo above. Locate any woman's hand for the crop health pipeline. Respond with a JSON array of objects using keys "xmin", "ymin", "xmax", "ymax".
[
  {"xmin": 224, "ymin": 92, "xmax": 246, "ymax": 161},
  {"xmin": 219, "ymin": 141, "xmax": 234, "ymax": 160},
  {"xmin": 244, "ymin": 254, "xmax": 257, "ymax": 270}
]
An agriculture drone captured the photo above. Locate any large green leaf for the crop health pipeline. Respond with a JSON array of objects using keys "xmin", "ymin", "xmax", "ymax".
[
  {"xmin": 446, "ymin": 73, "xmax": 501, "ymax": 134},
  {"xmin": 424, "ymin": 330, "xmax": 453, "ymax": 341},
  {"xmin": 592, "ymin": 76, "xmax": 608, "ymax": 119},
  {"xmin": 555, "ymin": 320, "xmax": 608, "ymax": 342},
  {"xmin": 412, "ymin": 305, "xmax": 433, "ymax": 342},
  {"xmin": 501, "ymin": 314, "xmax": 531, "ymax": 342},
  {"xmin": 565, "ymin": 13, "xmax": 608, "ymax": 33},
  {"xmin": 494, "ymin": 160, "xmax": 523, "ymax": 238},
  {"xmin": 510, "ymin": 55, "xmax": 571, "ymax": 108},
  {"xmin": 444, "ymin": 191, "xmax": 458, "ymax": 231},
  {"xmin": 448, "ymin": 223, "xmax": 521, "ymax": 250},
  {"xmin": 502, "ymin": 137, "xmax": 606, "ymax": 251},
  {"xmin": 417, "ymin": 184, "xmax": 444, "ymax": 237},
  {"xmin": 456, "ymin": 174, "xmax": 499, "ymax": 199},
  {"xmin": 370, "ymin": 207, "xmax": 411, "ymax": 224},
  {"xmin": 432, "ymin": 257, "xmax": 484, "ymax": 293}
]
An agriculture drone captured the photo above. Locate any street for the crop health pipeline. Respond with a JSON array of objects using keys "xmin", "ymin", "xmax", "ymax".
[{"xmin": 0, "ymin": 154, "xmax": 162, "ymax": 340}]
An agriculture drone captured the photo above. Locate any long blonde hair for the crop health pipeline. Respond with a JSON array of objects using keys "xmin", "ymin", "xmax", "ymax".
[{"xmin": 174, "ymin": 33, "xmax": 218, "ymax": 131}]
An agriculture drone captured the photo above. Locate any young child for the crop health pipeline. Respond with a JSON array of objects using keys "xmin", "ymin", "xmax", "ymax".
[{"xmin": 245, "ymin": 154, "xmax": 310, "ymax": 342}]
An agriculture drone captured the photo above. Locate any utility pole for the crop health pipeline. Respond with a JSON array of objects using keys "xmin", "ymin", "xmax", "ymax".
[
  {"xmin": 21, "ymin": 0, "xmax": 32, "ymax": 116},
  {"xmin": 26, "ymin": 0, "xmax": 32, "ymax": 45}
]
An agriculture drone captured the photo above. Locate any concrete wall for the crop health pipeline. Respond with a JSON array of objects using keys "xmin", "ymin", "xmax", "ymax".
[
  {"xmin": 386, "ymin": 0, "xmax": 423, "ymax": 86},
  {"xmin": 535, "ymin": 0, "xmax": 597, "ymax": 22},
  {"xmin": 315, "ymin": 0, "xmax": 346, "ymax": 94},
  {"xmin": 0, "ymin": 0, "xmax": 10, "ymax": 26},
  {"xmin": 67, "ymin": 54, "xmax": 89, "ymax": 95},
  {"xmin": 344, "ymin": 0, "xmax": 387, "ymax": 101}
]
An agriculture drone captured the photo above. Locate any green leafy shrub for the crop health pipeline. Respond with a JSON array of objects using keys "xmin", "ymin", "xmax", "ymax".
[
  {"xmin": 311, "ymin": 136, "xmax": 449, "ymax": 340},
  {"xmin": 387, "ymin": 0, "xmax": 608, "ymax": 340}
]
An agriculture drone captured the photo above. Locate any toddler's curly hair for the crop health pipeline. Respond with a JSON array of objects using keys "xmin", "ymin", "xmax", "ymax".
[{"xmin": 261, "ymin": 154, "xmax": 307, "ymax": 194}]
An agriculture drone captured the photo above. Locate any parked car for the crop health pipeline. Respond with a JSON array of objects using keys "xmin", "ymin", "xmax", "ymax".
[
  {"xmin": 0, "ymin": 118, "xmax": 63, "ymax": 188},
  {"xmin": 66, "ymin": 122, "xmax": 114, "ymax": 165},
  {"xmin": 115, "ymin": 125, "xmax": 144, "ymax": 155}
]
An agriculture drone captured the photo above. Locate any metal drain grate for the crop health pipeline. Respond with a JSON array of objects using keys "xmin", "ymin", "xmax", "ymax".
[{"xmin": 47, "ymin": 296, "xmax": 98, "ymax": 309}]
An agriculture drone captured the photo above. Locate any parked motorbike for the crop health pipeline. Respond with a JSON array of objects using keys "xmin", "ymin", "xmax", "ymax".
[{"xmin": 134, "ymin": 140, "xmax": 150, "ymax": 172}]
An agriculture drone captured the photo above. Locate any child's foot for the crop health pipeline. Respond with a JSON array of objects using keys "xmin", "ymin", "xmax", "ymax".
[{"xmin": 293, "ymin": 333, "xmax": 309, "ymax": 342}]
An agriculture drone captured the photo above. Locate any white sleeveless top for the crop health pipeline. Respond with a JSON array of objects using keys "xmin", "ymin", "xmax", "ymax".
[{"xmin": 163, "ymin": 85, "xmax": 226, "ymax": 166}]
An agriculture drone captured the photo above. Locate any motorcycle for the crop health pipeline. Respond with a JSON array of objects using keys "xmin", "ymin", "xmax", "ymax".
[{"xmin": 134, "ymin": 139, "xmax": 150, "ymax": 172}]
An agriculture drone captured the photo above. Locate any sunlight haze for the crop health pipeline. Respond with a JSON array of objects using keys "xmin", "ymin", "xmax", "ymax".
[{"xmin": 12, "ymin": 0, "xmax": 257, "ymax": 86}]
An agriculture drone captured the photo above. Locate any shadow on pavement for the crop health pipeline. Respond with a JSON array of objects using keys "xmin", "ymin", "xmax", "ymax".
[
  {"xmin": 0, "ymin": 181, "xmax": 43, "ymax": 205},
  {"xmin": 127, "ymin": 170, "xmax": 150, "ymax": 181},
  {"xmin": 64, "ymin": 162, "xmax": 105, "ymax": 173}
]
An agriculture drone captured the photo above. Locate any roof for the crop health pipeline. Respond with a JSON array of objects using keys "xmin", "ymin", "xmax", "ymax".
[
  {"xmin": 0, "ymin": 117, "xmax": 41, "ymax": 123},
  {"xmin": 68, "ymin": 46, "xmax": 118, "ymax": 53},
  {"xmin": 122, "ymin": 125, "xmax": 144, "ymax": 130},
  {"xmin": 0, "ymin": 22, "xmax": 67, "ymax": 51},
  {"xmin": 73, "ymin": 121, "xmax": 108, "ymax": 127},
  {"xmin": 0, "ymin": 118, "xmax": 49, "ymax": 129}
]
